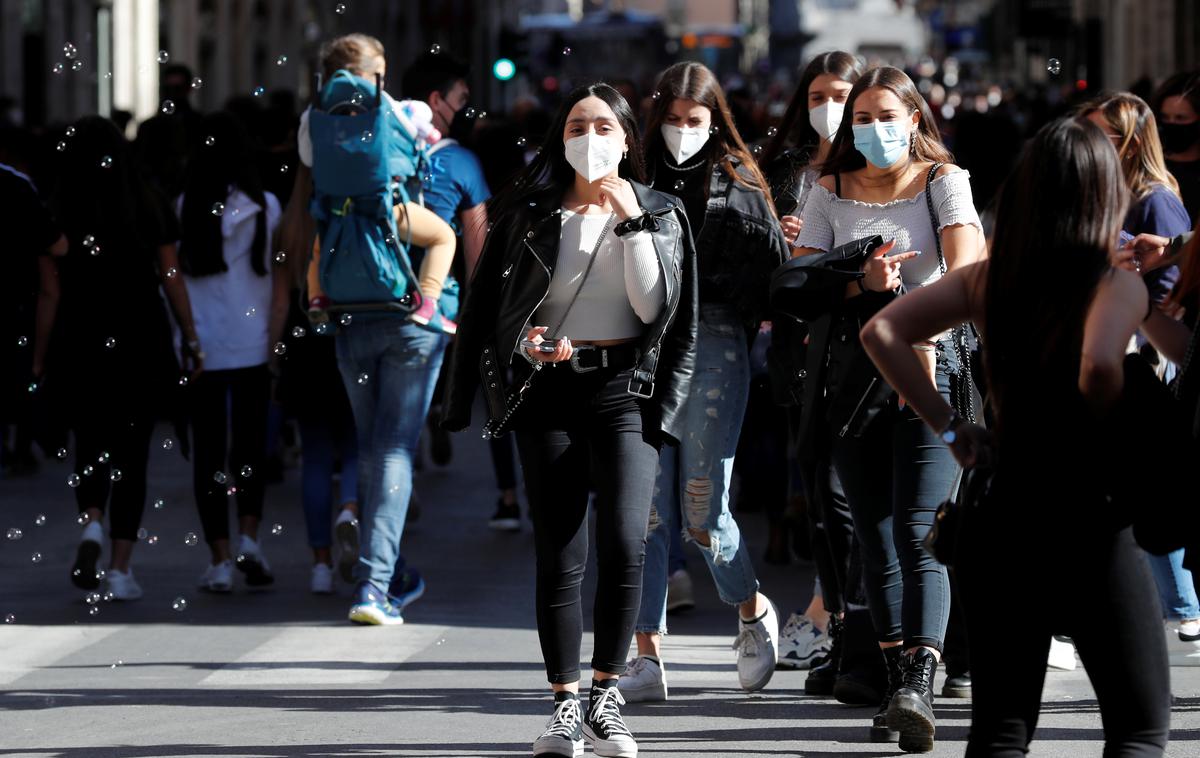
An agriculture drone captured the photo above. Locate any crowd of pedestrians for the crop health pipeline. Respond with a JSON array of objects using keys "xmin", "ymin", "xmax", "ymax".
[{"xmin": 3, "ymin": 32, "xmax": 1200, "ymax": 758}]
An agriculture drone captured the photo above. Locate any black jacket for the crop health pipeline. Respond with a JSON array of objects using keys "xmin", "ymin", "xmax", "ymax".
[
  {"xmin": 684, "ymin": 156, "xmax": 789, "ymax": 329},
  {"xmin": 442, "ymin": 181, "xmax": 699, "ymax": 445}
]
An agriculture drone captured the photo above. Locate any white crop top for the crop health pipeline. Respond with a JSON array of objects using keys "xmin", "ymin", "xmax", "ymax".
[{"xmin": 533, "ymin": 209, "xmax": 666, "ymax": 341}]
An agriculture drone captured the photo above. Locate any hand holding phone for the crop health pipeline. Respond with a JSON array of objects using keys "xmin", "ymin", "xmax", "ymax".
[{"xmin": 520, "ymin": 339, "xmax": 558, "ymax": 354}]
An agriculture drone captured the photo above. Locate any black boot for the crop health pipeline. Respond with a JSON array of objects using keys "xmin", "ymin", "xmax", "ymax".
[
  {"xmin": 870, "ymin": 646, "xmax": 904, "ymax": 742},
  {"xmin": 833, "ymin": 608, "xmax": 887, "ymax": 706},
  {"xmin": 887, "ymin": 647, "xmax": 938, "ymax": 753},
  {"xmin": 803, "ymin": 614, "xmax": 842, "ymax": 695},
  {"xmin": 941, "ymin": 667, "xmax": 971, "ymax": 699}
]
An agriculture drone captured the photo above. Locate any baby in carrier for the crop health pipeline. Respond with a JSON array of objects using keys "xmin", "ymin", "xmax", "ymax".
[{"xmin": 299, "ymin": 34, "xmax": 458, "ymax": 334}]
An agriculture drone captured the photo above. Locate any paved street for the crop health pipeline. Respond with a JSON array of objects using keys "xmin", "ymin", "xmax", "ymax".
[{"xmin": 2, "ymin": 419, "xmax": 1200, "ymax": 757}]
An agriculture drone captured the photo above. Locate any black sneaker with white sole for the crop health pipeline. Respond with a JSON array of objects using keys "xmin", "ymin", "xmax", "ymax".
[
  {"xmin": 584, "ymin": 680, "xmax": 637, "ymax": 758},
  {"xmin": 533, "ymin": 692, "xmax": 583, "ymax": 757},
  {"xmin": 489, "ymin": 499, "xmax": 521, "ymax": 532}
]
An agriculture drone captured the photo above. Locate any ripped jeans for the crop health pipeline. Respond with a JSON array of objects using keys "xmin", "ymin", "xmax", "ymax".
[{"xmin": 637, "ymin": 304, "xmax": 759, "ymax": 634}]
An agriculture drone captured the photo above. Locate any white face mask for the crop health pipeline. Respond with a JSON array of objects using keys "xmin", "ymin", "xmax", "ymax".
[
  {"xmin": 661, "ymin": 124, "xmax": 710, "ymax": 164},
  {"xmin": 563, "ymin": 132, "xmax": 621, "ymax": 183},
  {"xmin": 808, "ymin": 100, "xmax": 845, "ymax": 142}
]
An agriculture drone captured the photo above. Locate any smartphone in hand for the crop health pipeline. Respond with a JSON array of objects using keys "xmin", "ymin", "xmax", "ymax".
[{"xmin": 520, "ymin": 339, "xmax": 559, "ymax": 354}]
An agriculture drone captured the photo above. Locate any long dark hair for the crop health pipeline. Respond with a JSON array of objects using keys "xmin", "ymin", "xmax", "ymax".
[
  {"xmin": 486, "ymin": 82, "xmax": 646, "ymax": 224},
  {"xmin": 820, "ymin": 66, "xmax": 952, "ymax": 177},
  {"xmin": 50, "ymin": 115, "xmax": 165, "ymax": 257},
  {"xmin": 178, "ymin": 111, "xmax": 269, "ymax": 277},
  {"xmin": 644, "ymin": 61, "xmax": 775, "ymax": 215},
  {"xmin": 983, "ymin": 117, "xmax": 1130, "ymax": 428},
  {"xmin": 761, "ymin": 51, "xmax": 863, "ymax": 166}
]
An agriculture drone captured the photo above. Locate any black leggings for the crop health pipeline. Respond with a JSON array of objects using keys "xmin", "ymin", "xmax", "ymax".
[
  {"xmin": 957, "ymin": 517, "xmax": 1170, "ymax": 757},
  {"xmin": 189, "ymin": 365, "xmax": 270, "ymax": 544},
  {"xmin": 515, "ymin": 365, "xmax": 660, "ymax": 685},
  {"xmin": 73, "ymin": 406, "xmax": 154, "ymax": 541}
]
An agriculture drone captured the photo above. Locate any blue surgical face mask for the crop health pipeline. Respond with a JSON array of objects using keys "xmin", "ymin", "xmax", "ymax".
[{"xmin": 852, "ymin": 119, "xmax": 911, "ymax": 168}]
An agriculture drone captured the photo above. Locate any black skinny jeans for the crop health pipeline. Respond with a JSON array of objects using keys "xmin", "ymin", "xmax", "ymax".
[
  {"xmin": 957, "ymin": 510, "xmax": 1170, "ymax": 757},
  {"xmin": 73, "ymin": 407, "xmax": 155, "ymax": 541},
  {"xmin": 189, "ymin": 365, "xmax": 270, "ymax": 545},
  {"xmin": 831, "ymin": 371, "xmax": 959, "ymax": 651},
  {"xmin": 515, "ymin": 363, "xmax": 660, "ymax": 685}
]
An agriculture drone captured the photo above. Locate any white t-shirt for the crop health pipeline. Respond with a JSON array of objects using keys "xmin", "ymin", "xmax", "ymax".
[{"xmin": 175, "ymin": 188, "xmax": 282, "ymax": 371}]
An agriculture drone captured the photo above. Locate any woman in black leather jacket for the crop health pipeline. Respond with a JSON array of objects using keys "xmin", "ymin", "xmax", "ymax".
[{"xmin": 442, "ymin": 82, "xmax": 696, "ymax": 758}]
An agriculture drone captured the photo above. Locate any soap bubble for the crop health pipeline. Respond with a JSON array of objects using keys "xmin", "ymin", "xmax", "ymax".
[
  {"xmin": 147, "ymin": 535, "xmax": 159, "ymax": 545},
  {"xmin": 516, "ymin": 137, "xmax": 527, "ymax": 147},
  {"xmin": 350, "ymin": 91, "xmax": 365, "ymax": 105},
  {"xmin": 30, "ymin": 552, "xmax": 42, "ymax": 564},
  {"xmin": 111, "ymin": 660, "xmax": 123, "ymax": 668},
  {"xmin": 16, "ymin": 335, "xmax": 28, "ymax": 347},
  {"xmin": 4, "ymin": 614, "xmax": 13, "ymax": 624},
  {"xmin": 767, "ymin": 126, "xmax": 778, "ymax": 137},
  {"xmin": 83, "ymin": 234, "xmax": 95, "ymax": 248},
  {"xmin": 339, "ymin": 313, "xmax": 353, "ymax": 326},
  {"xmin": 102, "ymin": 591, "xmax": 114, "ymax": 602},
  {"xmin": 52, "ymin": 62, "xmax": 65, "ymax": 75},
  {"xmin": 1047, "ymin": 58, "xmax": 1062, "ymax": 76},
  {"xmin": 166, "ymin": 267, "xmax": 178, "ymax": 278},
  {"xmin": 239, "ymin": 465, "xmax": 253, "ymax": 478},
  {"xmin": 274, "ymin": 251, "xmax": 287, "ymax": 264},
  {"xmin": 709, "ymin": 125, "xmax": 720, "ymax": 135},
  {"xmin": 57, "ymin": 448, "xmax": 68, "ymax": 459},
  {"xmin": 272, "ymin": 342, "xmax": 286, "ymax": 356},
  {"xmin": 88, "ymin": 606, "xmax": 100, "ymax": 616},
  {"xmin": 211, "ymin": 202, "xmax": 224, "ymax": 216},
  {"xmin": 109, "ymin": 468, "xmax": 122, "ymax": 482},
  {"xmin": 562, "ymin": 46, "xmax": 572, "ymax": 56},
  {"xmin": 184, "ymin": 532, "xmax": 199, "ymax": 546},
  {"xmin": 178, "ymin": 376, "xmax": 189, "ymax": 387},
  {"xmin": 360, "ymin": 130, "xmax": 374, "ymax": 142},
  {"xmin": 172, "ymin": 597, "xmax": 187, "ymax": 611},
  {"xmin": 157, "ymin": 49, "xmax": 170, "ymax": 64},
  {"xmin": 90, "ymin": 245, "xmax": 101, "ymax": 257},
  {"xmin": 252, "ymin": 86, "xmax": 265, "ymax": 97},
  {"xmin": 334, "ymin": 3, "xmax": 346, "ymax": 14},
  {"xmin": 66, "ymin": 126, "xmax": 76, "ymax": 137},
  {"xmin": 83, "ymin": 465, "xmax": 95, "ymax": 476},
  {"xmin": 70, "ymin": 60, "xmax": 83, "ymax": 72},
  {"xmin": 27, "ymin": 380, "xmax": 38, "ymax": 394},
  {"xmin": 276, "ymin": 55, "xmax": 288, "ymax": 66},
  {"xmin": 279, "ymin": 163, "xmax": 290, "ymax": 174},
  {"xmin": 271, "ymin": 523, "xmax": 284, "ymax": 535},
  {"xmin": 86, "ymin": 592, "xmax": 100, "ymax": 605},
  {"xmin": 429, "ymin": 44, "xmax": 441, "ymax": 54},
  {"xmin": 674, "ymin": 180, "xmax": 685, "ymax": 190},
  {"xmin": 291, "ymin": 326, "xmax": 306, "ymax": 338},
  {"xmin": 96, "ymin": 569, "xmax": 106, "ymax": 581},
  {"xmin": 153, "ymin": 498, "xmax": 165, "ymax": 510},
  {"xmin": 160, "ymin": 100, "xmax": 176, "ymax": 115},
  {"xmin": 35, "ymin": 514, "xmax": 46, "ymax": 526},
  {"xmin": 64, "ymin": 43, "xmax": 78, "ymax": 59},
  {"xmin": 99, "ymin": 155, "xmax": 113, "ymax": 168},
  {"xmin": 477, "ymin": 110, "xmax": 487, "ymax": 119},
  {"xmin": 137, "ymin": 528, "xmax": 148, "ymax": 540},
  {"xmin": 752, "ymin": 144, "xmax": 763, "ymax": 155},
  {"xmin": 68, "ymin": 473, "xmax": 81, "ymax": 487},
  {"xmin": 464, "ymin": 107, "xmax": 477, "ymax": 119},
  {"xmin": 98, "ymin": 451, "xmax": 110, "ymax": 464},
  {"xmin": 191, "ymin": 76, "xmax": 203, "ymax": 89},
  {"xmin": 204, "ymin": 135, "xmax": 215, "ymax": 147},
  {"xmin": 104, "ymin": 337, "xmax": 116, "ymax": 349},
  {"xmin": 245, "ymin": 307, "xmax": 257, "ymax": 318},
  {"xmin": 6, "ymin": 528, "xmax": 22, "ymax": 540},
  {"xmin": 162, "ymin": 438, "xmax": 174, "ymax": 451},
  {"xmin": 652, "ymin": 91, "xmax": 662, "ymax": 100},
  {"xmin": 104, "ymin": 71, "xmax": 113, "ymax": 80},
  {"xmin": 214, "ymin": 471, "xmax": 228, "ymax": 484},
  {"xmin": 56, "ymin": 141, "xmax": 67, "ymax": 152},
  {"xmin": 357, "ymin": 372, "xmax": 370, "ymax": 385}
]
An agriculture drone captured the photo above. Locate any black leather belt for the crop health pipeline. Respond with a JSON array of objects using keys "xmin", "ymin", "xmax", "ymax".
[{"xmin": 567, "ymin": 343, "xmax": 641, "ymax": 373}]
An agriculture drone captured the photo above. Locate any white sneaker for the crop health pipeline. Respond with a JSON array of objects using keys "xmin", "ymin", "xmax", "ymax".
[
  {"xmin": 666, "ymin": 569, "xmax": 694, "ymax": 613},
  {"xmin": 533, "ymin": 695, "xmax": 584, "ymax": 757},
  {"xmin": 1047, "ymin": 636, "xmax": 1077, "ymax": 671},
  {"xmin": 311, "ymin": 563, "xmax": 334, "ymax": 595},
  {"xmin": 734, "ymin": 597, "xmax": 779, "ymax": 691},
  {"xmin": 334, "ymin": 509, "xmax": 360, "ymax": 584},
  {"xmin": 235, "ymin": 535, "xmax": 274, "ymax": 587},
  {"xmin": 619, "ymin": 656, "xmax": 668, "ymax": 702},
  {"xmin": 777, "ymin": 613, "xmax": 831, "ymax": 670},
  {"xmin": 105, "ymin": 568, "xmax": 143, "ymax": 601},
  {"xmin": 198, "ymin": 560, "xmax": 234, "ymax": 593}
]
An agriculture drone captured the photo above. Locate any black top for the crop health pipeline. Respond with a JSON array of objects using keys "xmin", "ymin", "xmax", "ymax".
[
  {"xmin": 650, "ymin": 151, "xmax": 708, "ymax": 243},
  {"xmin": 1167, "ymin": 158, "xmax": 1200, "ymax": 227}
]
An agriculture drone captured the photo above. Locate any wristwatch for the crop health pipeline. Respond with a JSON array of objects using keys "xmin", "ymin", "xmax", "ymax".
[{"xmin": 939, "ymin": 410, "xmax": 964, "ymax": 445}]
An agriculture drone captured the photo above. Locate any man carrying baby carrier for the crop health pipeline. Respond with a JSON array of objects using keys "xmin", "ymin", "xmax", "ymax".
[{"xmin": 295, "ymin": 34, "xmax": 458, "ymax": 625}]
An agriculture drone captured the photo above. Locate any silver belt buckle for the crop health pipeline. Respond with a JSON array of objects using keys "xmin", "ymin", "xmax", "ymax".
[{"xmin": 569, "ymin": 346, "xmax": 605, "ymax": 373}]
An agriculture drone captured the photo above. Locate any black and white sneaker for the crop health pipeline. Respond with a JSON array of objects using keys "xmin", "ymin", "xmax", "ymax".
[
  {"xmin": 533, "ymin": 692, "xmax": 583, "ymax": 757},
  {"xmin": 489, "ymin": 498, "xmax": 521, "ymax": 532},
  {"xmin": 584, "ymin": 680, "xmax": 637, "ymax": 757}
]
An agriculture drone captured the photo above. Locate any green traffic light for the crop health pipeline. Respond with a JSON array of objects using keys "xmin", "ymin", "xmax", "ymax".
[{"xmin": 493, "ymin": 58, "xmax": 516, "ymax": 81}]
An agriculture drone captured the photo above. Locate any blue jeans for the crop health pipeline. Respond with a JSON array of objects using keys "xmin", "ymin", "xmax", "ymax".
[
  {"xmin": 1147, "ymin": 549, "xmax": 1200, "ymax": 620},
  {"xmin": 298, "ymin": 414, "xmax": 359, "ymax": 550},
  {"xmin": 832, "ymin": 371, "xmax": 959, "ymax": 651},
  {"xmin": 336, "ymin": 317, "xmax": 446, "ymax": 590},
  {"xmin": 637, "ymin": 305, "xmax": 758, "ymax": 635}
]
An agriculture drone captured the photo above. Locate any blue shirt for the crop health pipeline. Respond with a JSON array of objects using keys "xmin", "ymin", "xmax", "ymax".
[
  {"xmin": 1124, "ymin": 184, "xmax": 1192, "ymax": 304},
  {"xmin": 421, "ymin": 140, "xmax": 491, "ymax": 231}
]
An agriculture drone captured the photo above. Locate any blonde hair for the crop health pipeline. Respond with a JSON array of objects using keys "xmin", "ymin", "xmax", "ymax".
[
  {"xmin": 1084, "ymin": 92, "xmax": 1181, "ymax": 200},
  {"xmin": 319, "ymin": 34, "xmax": 386, "ymax": 79}
]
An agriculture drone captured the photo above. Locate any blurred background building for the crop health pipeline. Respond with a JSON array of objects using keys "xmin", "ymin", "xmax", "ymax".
[{"xmin": 0, "ymin": 0, "xmax": 1197, "ymax": 130}]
